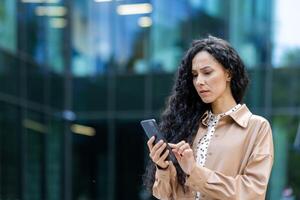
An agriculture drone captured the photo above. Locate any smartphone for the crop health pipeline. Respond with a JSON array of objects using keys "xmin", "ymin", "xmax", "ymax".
[
  {"xmin": 140, "ymin": 119, "xmax": 176, "ymax": 162},
  {"xmin": 140, "ymin": 119, "xmax": 166, "ymax": 144}
]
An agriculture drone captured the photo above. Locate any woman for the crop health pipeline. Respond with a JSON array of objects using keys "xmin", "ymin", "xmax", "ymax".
[{"xmin": 143, "ymin": 36, "xmax": 274, "ymax": 200}]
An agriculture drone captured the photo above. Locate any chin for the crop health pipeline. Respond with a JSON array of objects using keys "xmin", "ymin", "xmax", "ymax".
[{"xmin": 200, "ymin": 97, "xmax": 214, "ymax": 104}]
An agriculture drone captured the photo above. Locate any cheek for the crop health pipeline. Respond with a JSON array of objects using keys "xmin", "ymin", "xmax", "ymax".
[
  {"xmin": 193, "ymin": 79, "xmax": 197, "ymax": 88},
  {"xmin": 207, "ymin": 74, "xmax": 227, "ymax": 92}
]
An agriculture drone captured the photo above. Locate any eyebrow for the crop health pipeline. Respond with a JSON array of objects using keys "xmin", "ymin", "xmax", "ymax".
[{"xmin": 192, "ymin": 66, "xmax": 212, "ymax": 71}]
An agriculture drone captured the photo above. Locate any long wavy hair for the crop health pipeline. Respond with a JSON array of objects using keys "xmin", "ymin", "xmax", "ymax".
[{"xmin": 143, "ymin": 36, "xmax": 249, "ymax": 192}]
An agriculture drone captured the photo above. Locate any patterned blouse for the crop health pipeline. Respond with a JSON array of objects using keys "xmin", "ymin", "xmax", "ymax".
[{"xmin": 195, "ymin": 104, "xmax": 241, "ymax": 200}]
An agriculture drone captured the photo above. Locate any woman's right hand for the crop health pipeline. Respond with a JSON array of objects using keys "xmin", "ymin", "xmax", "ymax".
[{"xmin": 147, "ymin": 136, "xmax": 170, "ymax": 169}]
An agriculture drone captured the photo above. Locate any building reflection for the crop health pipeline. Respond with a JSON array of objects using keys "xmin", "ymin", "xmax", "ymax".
[{"xmin": 0, "ymin": 0, "xmax": 300, "ymax": 200}]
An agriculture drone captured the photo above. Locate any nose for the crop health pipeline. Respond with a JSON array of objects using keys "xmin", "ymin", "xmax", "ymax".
[{"xmin": 195, "ymin": 75, "xmax": 205, "ymax": 85}]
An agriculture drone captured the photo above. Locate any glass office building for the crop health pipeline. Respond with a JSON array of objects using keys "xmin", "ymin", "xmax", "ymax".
[{"xmin": 0, "ymin": 0, "xmax": 299, "ymax": 199}]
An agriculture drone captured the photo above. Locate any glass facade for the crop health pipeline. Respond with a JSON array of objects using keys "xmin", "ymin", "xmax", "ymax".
[{"xmin": 0, "ymin": 0, "xmax": 300, "ymax": 200}]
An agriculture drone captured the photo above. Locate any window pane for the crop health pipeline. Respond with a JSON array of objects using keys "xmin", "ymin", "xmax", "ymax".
[{"xmin": 0, "ymin": 103, "xmax": 21, "ymax": 199}]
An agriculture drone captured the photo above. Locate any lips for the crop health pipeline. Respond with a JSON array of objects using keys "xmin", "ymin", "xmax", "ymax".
[
  {"xmin": 199, "ymin": 90, "xmax": 210, "ymax": 94},
  {"xmin": 198, "ymin": 90, "xmax": 210, "ymax": 97}
]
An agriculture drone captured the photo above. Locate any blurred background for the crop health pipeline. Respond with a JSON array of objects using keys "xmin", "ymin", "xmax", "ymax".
[{"xmin": 0, "ymin": 0, "xmax": 299, "ymax": 200}]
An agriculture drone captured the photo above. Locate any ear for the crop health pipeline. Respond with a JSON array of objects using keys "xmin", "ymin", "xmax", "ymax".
[{"xmin": 225, "ymin": 70, "xmax": 231, "ymax": 82}]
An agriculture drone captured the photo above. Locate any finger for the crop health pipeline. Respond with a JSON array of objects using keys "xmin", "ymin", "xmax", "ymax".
[
  {"xmin": 159, "ymin": 160, "xmax": 170, "ymax": 169},
  {"xmin": 168, "ymin": 143, "xmax": 176, "ymax": 148},
  {"xmin": 150, "ymin": 140, "xmax": 164, "ymax": 157},
  {"xmin": 175, "ymin": 140, "xmax": 186, "ymax": 149},
  {"xmin": 168, "ymin": 140, "xmax": 186, "ymax": 149},
  {"xmin": 152, "ymin": 140, "xmax": 164, "ymax": 152},
  {"xmin": 182, "ymin": 149, "xmax": 194, "ymax": 158},
  {"xmin": 147, "ymin": 136, "xmax": 155, "ymax": 150},
  {"xmin": 164, "ymin": 160, "xmax": 170, "ymax": 167},
  {"xmin": 158, "ymin": 149, "xmax": 169, "ymax": 163},
  {"xmin": 172, "ymin": 149, "xmax": 181, "ymax": 161},
  {"xmin": 153, "ymin": 143, "xmax": 167, "ymax": 161},
  {"xmin": 178, "ymin": 143, "xmax": 191, "ymax": 155}
]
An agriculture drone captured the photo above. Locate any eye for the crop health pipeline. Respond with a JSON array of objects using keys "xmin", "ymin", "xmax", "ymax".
[
  {"xmin": 192, "ymin": 73, "xmax": 198, "ymax": 78},
  {"xmin": 203, "ymin": 70, "xmax": 212, "ymax": 75}
]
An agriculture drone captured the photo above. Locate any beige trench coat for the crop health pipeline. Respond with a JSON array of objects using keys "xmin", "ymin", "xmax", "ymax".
[{"xmin": 153, "ymin": 104, "xmax": 274, "ymax": 200}]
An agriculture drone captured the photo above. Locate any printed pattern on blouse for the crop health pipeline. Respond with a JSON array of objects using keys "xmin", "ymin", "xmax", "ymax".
[{"xmin": 194, "ymin": 104, "xmax": 241, "ymax": 200}]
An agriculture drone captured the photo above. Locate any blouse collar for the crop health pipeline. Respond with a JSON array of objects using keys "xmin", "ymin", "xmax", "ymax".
[{"xmin": 201, "ymin": 104, "xmax": 252, "ymax": 128}]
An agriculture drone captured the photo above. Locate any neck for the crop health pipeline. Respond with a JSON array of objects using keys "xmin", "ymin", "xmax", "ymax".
[{"xmin": 211, "ymin": 94, "xmax": 237, "ymax": 115}]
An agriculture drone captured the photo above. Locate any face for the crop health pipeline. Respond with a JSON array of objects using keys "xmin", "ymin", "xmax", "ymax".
[{"xmin": 191, "ymin": 51, "xmax": 231, "ymax": 104}]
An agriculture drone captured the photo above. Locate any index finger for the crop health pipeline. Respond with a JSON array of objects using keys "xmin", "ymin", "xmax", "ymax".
[
  {"xmin": 147, "ymin": 136, "xmax": 155, "ymax": 150},
  {"xmin": 168, "ymin": 143, "xmax": 176, "ymax": 148},
  {"xmin": 168, "ymin": 140, "xmax": 186, "ymax": 149}
]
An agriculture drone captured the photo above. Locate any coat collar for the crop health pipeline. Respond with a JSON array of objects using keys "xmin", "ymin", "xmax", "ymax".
[{"xmin": 200, "ymin": 104, "xmax": 252, "ymax": 128}]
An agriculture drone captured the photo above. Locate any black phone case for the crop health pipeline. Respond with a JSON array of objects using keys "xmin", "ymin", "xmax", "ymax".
[
  {"xmin": 140, "ymin": 119, "xmax": 176, "ymax": 162},
  {"xmin": 140, "ymin": 119, "xmax": 165, "ymax": 144}
]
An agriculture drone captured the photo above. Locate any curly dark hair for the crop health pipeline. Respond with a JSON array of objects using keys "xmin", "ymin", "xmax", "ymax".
[{"xmin": 143, "ymin": 35, "xmax": 250, "ymax": 193}]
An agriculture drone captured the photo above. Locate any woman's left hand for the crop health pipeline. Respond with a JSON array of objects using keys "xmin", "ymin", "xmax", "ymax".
[{"xmin": 169, "ymin": 141, "xmax": 196, "ymax": 175}]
